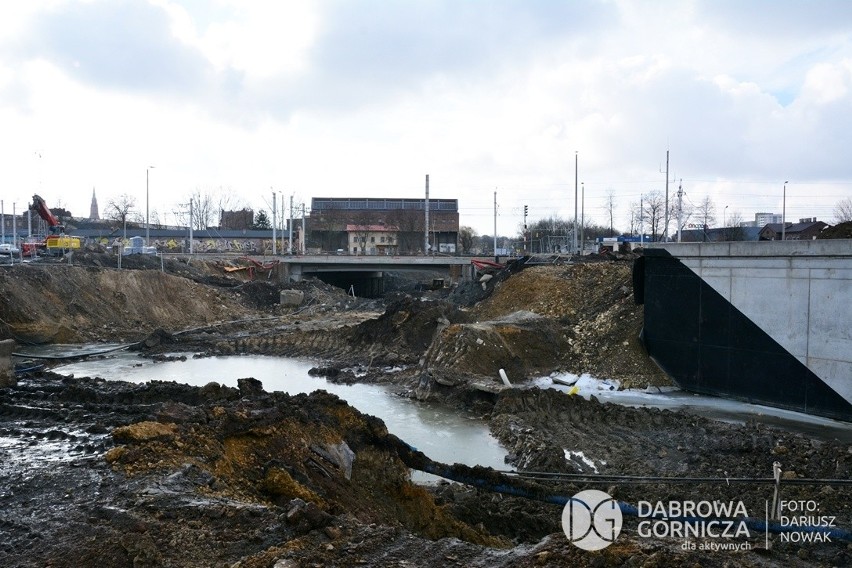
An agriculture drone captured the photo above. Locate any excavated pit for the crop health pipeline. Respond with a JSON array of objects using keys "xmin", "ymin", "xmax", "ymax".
[{"xmin": 1, "ymin": 255, "xmax": 850, "ymax": 566}]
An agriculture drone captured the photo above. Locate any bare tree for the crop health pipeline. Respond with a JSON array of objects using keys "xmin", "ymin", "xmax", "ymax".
[
  {"xmin": 106, "ymin": 194, "xmax": 138, "ymax": 237},
  {"xmin": 640, "ymin": 191, "xmax": 666, "ymax": 241},
  {"xmin": 188, "ymin": 189, "xmax": 215, "ymax": 230},
  {"xmin": 627, "ymin": 200, "xmax": 639, "ymax": 235},
  {"xmin": 603, "ymin": 188, "xmax": 617, "ymax": 236},
  {"xmin": 149, "ymin": 209, "xmax": 163, "ymax": 229},
  {"xmin": 695, "ymin": 196, "xmax": 717, "ymax": 229},
  {"xmin": 723, "ymin": 211, "xmax": 746, "ymax": 241},
  {"xmin": 216, "ymin": 188, "xmax": 247, "ymax": 214},
  {"xmin": 834, "ymin": 198, "xmax": 852, "ymax": 223}
]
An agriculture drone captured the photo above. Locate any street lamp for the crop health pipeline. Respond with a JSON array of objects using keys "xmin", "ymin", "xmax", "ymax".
[
  {"xmin": 723, "ymin": 205, "xmax": 729, "ymax": 228},
  {"xmin": 573, "ymin": 151, "xmax": 578, "ymax": 254},
  {"xmin": 146, "ymin": 166, "xmax": 155, "ymax": 246},
  {"xmin": 580, "ymin": 181, "xmax": 585, "ymax": 254},
  {"xmin": 781, "ymin": 181, "xmax": 788, "ymax": 241}
]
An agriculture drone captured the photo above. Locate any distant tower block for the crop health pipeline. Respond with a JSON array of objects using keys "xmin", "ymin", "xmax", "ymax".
[{"xmin": 90, "ymin": 188, "xmax": 100, "ymax": 220}]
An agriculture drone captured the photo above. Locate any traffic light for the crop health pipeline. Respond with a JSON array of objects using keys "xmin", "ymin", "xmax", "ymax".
[{"xmin": 524, "ymin": 205, "xmax": 528, "ymax": 217}]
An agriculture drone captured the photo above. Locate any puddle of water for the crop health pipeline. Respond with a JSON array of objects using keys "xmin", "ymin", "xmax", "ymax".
[
  {"xmin": 534, "ymin": 373, "xmax": 852, "ymax": 443},
  {"xmin": 13, "ymin": 343, "xmax": 127, "ymax": 359},
  {"xmin": 52, "ymin": 352, "xmax": 509, "ymax": 479}
]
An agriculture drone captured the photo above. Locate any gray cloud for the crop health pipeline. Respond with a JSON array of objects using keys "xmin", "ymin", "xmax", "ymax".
[
  {"xmin": 252, "ymin": 0, "xmax": 615, "ymax": 115},
  {"xmin": 21, "ymin": 0, "xmax": 214, "ymax": 96}
]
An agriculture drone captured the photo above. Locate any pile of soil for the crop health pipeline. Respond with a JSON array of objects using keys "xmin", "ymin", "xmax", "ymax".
[
  {"xmin": 458, "ymin": 261, "xmax": 668, "ymax": 389},
  {"xmin": 0, "ymin": 375, "xmax": 502, "ymax": 568},
  {"xmin": 0, "ymin": 264, "xmax": 251, "ymax": 344}
]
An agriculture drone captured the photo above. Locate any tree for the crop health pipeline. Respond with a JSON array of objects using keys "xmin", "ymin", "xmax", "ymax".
[
  {"xmin": 458, "ymin": 226, "xmax": 478, "ymax": 254},
  {"xmin": 695, "ymin": 196, "xmax": 716, "ymax": 229},
  {"xmin": 527, "ymin": 215, "xmax": 576, "ymax": 253},
  {"xmin": 189, "ymin": 189, "xmax": 215, "ymax": 230},
  {"xmin": 603, "ymin": 188, "xmax": 617, "ymax": 237},
  {"xmin": 722, "ymin": 211, "xmax": 746, "ymax": 241},
  {"xmin": 252, "ymin": 210, "xmax": 271, "ymax": 229},
  {"xmin": 834, "ymin": 198, "xmax": 852, "ymax": 223},
  {"xmin": 627, "ymin": 200, "xmax": 639, "ymax": 235},
  {"xmin": 106, "ymin": 194, "xmax": 137, "ymax": 238},
  {"xmin": 637, "ymin": 191, "xmax": 666, "ymax": 241},
  {"xmin": 171, "ymin": 190, "xmax": 212, "ymax": 230}
]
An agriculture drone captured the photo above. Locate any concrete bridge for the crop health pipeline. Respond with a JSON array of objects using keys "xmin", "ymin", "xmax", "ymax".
[
  {"xmin": 637, "ymin": 239, "xmax": 852, "ymax": 421},
  {"xmin": 277, "ymin": 254, "xmax": 480, "ymax": 296}
]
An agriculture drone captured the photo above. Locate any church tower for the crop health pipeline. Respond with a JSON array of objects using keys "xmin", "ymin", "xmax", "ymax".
[{"xmin": 89, "ymin": 188, "xmax": 100, "ymax": 220}]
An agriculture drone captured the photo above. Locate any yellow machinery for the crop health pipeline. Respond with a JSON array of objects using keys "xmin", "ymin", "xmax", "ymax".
[{"xmin": 45, "ymin": 235, "xmax": 81, "ymax": 253}]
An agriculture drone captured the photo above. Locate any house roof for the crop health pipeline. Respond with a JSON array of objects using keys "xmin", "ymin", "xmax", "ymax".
[{"xmin": 762, "ymin": 221, "xmax": 827, "ymax": 234}]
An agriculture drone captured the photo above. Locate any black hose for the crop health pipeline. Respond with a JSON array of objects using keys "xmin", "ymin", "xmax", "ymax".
[{"xmin": 389, "ymin": 438, "xmax": 852, "ymax": 543}]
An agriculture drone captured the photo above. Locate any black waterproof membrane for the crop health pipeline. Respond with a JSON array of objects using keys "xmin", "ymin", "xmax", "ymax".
[{"xmin": 635, "ymin": 249, "xmax": 851, "ymax": 422}]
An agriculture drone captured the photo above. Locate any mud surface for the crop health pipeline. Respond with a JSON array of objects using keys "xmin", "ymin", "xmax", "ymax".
[{"xmin": 1, "ymin": 254, "xmax": 850, "ymax": 566}]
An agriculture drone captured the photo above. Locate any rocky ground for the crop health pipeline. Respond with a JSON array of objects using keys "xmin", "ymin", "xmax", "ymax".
[{"xmin": 1, "ymin": 251, "xmax": 850, "ymax": 567}]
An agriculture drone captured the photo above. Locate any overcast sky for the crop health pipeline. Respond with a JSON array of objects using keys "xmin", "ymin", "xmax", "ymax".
[{"xmin": 2, "ymin": 0, "xmax": 851, "ymax": 237}]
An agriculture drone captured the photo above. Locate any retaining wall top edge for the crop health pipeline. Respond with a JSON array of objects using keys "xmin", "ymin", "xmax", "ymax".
[{"xmin": 645, "ymin": 240, "xmax": 852, "ymax": 258}]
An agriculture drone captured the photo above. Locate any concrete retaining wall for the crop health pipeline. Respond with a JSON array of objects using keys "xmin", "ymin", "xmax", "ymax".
[{"xmin": 642, "ymin": 239, "xmax": 852, "ymax": 420}]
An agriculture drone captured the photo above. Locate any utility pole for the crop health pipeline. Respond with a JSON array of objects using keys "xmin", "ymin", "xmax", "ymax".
[
  {"xmin": 146, "ymin": 166, "xmax": 155, "ymax": 247},
  {"xmin": 424, "ymin": 174, "xmax": 430, "ymax": 255},
  {"xmin": 189, "ymin": 198, "xmax": 194, "ymax": 254},
  {"xmin": 523, "ymin": 204, "xmax": 528, "ymax": 252},
  {"xmin": 663, "ymin": 149, "xmax": 670, "ymax": 242},
  {"xmin": 640, "ymin": 195, "xmax": 644, "ymax": 246},
  {"xmin": 580, "ymin": 182, "xmax": 585, "ymax": 255},
  {"xmin": 288, "ymin": 194, "xmax": 294, "ymax": 255},
  {"xmin": 493, "ymin": 190, "xmax": 498, "ymax": 262},
  {"xmin": 573, "ymin": 151, "xmax": 578, "ymax": 254},
  {"xmin": 272, "ymin": 191, "xmax": 277, "ymax": 255},
  {"xmin": 676, "ymin": 180, "xmax": 683, "ymax": 243},
  {"xmin": 1, "ymin": 200, "xmax": 4, "ymax": 245},
  {"xmin": 301, "ymin": 203, "xmax": 306, "ymax": 254},
  {"xmin": 782, "ymin": 181, "xmax": 789, "ymax": 241}
]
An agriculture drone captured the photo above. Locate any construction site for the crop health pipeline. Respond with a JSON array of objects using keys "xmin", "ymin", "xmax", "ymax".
[{"xmin": 0, "ymin": 251, "xmax": 849, "ymax": 567}]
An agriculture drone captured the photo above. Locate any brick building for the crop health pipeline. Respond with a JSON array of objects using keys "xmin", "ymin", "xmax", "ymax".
[{"xmin": 307, "ymin": 197, "xmax": 459, "ymax": 254}]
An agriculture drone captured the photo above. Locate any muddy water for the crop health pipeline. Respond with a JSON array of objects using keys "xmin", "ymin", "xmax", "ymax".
[
  {"xmin": 51, "ymin": 351, "xmax": 509, "ymax": 477},
  {"xmin": 534, "ymin": 373, "xmax": 852, "ymax": 443}
]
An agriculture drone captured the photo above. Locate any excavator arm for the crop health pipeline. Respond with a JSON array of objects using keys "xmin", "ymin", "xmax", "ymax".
[{"xmin": 31, "ymin": 194, "xmax": 64, "ymax": 233}]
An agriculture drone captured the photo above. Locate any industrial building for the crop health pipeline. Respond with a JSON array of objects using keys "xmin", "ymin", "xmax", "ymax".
[{"xmin": 306, "ymin": 197, "xmax": 459, "ymax": 255}]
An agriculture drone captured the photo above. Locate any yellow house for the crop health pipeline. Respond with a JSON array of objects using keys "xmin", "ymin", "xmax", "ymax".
[{"xmin": 345, "ymin": 224, "xmax": 399, "ymax": 255}]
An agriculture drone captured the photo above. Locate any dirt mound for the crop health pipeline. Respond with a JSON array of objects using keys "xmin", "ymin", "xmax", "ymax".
[
  {"xmin": 469, "ymin": 261, "xmax": 668, "ymax": 388},
  {"xmin": 0, "ymin": 375, "xmax": 506, "ymax": 568},
  {"xmin": 421, "ymin": 313, "xmax": 570, "ymax": 381},
  {"xmin": 0, "ymin": 264, "xmax": 251, "ymax": 343},
  {"xmin": 351, "ymin": 296, "xmax": 463, "ymax": 358},
  {"xmin": 447, "ymin": 257, "xmax": 529, "ymax": 306},
  {"xmin": 233, "ymin": 280, "xmax": 282, "ymax": 308}
]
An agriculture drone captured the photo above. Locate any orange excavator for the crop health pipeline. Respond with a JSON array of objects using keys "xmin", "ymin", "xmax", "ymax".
[{"xmin": 27, "ymin": 194, "xmax": 81, "ymax": 255}]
